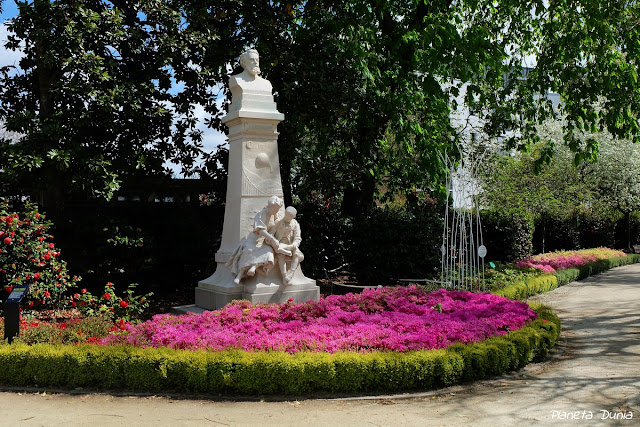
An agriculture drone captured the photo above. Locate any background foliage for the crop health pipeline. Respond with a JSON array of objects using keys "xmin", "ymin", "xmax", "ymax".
[
  {"xmin": 3, "ymin": 1, "xmax": 640, "ymax": 214},
  {"xmin": 479, "ymin": 118, "xmax": 640, "ymax": 253},
  {"xmin": 1, "ymin": 1, "xmax": 640, "ymax": 289}
]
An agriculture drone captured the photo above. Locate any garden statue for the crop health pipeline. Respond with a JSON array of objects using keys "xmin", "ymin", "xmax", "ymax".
[
  {"xmin": 184, "ymin": 49, "xmax": 319, "ymax": 312},
  {"xmin": 227, "ymin": 196, "xmax": 283, "ymax": 284},
  {"xmin": 226, "ymin": 199, "xmax": 307, "ymax": 286},
  {"xmin": 272, "ymin": 206, "xmax": 305, "ymax": 284}
]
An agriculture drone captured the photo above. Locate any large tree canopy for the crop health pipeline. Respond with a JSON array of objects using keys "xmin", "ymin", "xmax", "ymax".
[
  {"xmin": 195, "ymin": 0, "xmax": 640, "ymax": 214},
  {"xmin": 1, "ymin": 0, "xmax": 639, "ymax": 217},
  {"xmin": 0, "ymin": 0, "xmax": 236, "ymax": 212},
  {"xmin": 476, "ymin": 0, "xmax": 640, "ymax": 165},
  {"xmin": 191, "ymin": 0, "xmax": 533, "ymax": 212}
]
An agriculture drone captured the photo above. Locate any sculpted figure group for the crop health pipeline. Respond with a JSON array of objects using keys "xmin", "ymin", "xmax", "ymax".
[
  {"xmin": 226, "ymin": 196, "xmax": 304, "ymax": 285},
  {"xmin": 224, "ymin": 51, "xmax": 306, "ymax": 286}
]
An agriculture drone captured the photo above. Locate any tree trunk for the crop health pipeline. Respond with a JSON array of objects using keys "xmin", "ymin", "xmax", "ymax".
[
  {"xmin": 280, "ymin": 156, "xmax": 293, "ymax": 208},
  {"xmin": 341, "ymin": 172, "xmax": 376, "ymax": 218},
  {"xmin": 35, "ymin": 37, "xmax": 65, "ymax": 217},
  {"xmin": 41, "ymin": 171, "xmax": 65, "ymax": 220},
  {"xmin": 625, "ymin": 211, "xmax": 631, "ymax": 251}
]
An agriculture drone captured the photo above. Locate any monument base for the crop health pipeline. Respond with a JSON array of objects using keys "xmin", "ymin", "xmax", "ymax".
[{"xmin": 194, "ymin": 254, "xmax": 319, "ymax": 311}]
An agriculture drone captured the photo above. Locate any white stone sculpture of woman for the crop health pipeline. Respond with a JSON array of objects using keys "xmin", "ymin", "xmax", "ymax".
[{"xmin": 226, "ymin": 196, "xmax": 283, "ymax": 284}]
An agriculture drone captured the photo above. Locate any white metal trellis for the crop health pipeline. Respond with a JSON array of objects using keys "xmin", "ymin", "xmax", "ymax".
[{"xmin": 440, "ymin": 149, "xmax": 486, "ymax": 292}]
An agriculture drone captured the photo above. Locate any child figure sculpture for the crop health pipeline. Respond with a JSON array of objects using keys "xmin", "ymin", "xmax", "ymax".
[{"xmin": 272, "ymin": 206, "xmax": 305, "ymax": 284}]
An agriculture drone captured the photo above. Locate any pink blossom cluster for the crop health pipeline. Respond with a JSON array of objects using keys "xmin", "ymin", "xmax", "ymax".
[
  {"xmin": 100, "ymin": 287, "xmax": 537, "ymax": 353},
  {"xmin": 516, "ymin": 248, "xmax": 626, "ymax": 273}
]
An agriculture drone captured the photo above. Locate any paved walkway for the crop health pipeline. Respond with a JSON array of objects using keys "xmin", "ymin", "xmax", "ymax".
[{"xmin": 1, "ymin": 264, "xmax": 639, "ymax": 426}]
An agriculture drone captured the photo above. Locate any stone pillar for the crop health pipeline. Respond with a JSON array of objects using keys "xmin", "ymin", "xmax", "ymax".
[{"xmin": 194, "ymin": 49, "xmax": 319, "ymax": 310}]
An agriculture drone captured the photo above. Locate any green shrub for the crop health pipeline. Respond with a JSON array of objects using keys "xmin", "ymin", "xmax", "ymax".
[
  {"xmin": 578, "ymin": 214, "xmax": 616, "ymax": 249},
  {"xmin": 493, "ymin": 254, "xmax": 640, "ymax": 299},
  {"xmin": 481, "ymin": 210, "xmax": 534, "ymax": 262},
  {"xmin": 614, "ymin": 212, "xmax": 640, "ymax": 250},
  {"xmin": 295, "ymin": 196, "xmax": 354, "ymax": 279},
  {"xmin": 484, "ymin": 264, "xmax": 543, "ymax": 292},
  {"xmin": 533, "ymin": 212, "xmax": 640, "ymax": 253},
  {"xmin": 54, "ymin": 202, "xmax": 224, "ymax": 295},
  {"xmin": 533, "ymin": 216, "xmax": 580, "ymax": 253},
  {"xmin": 350, "ymin": 202, "xmax": 443, "ymax": 284},
  {"xmin": 297, "ymin": 199, "xmax": 443, "ymax": 284},
  {"xmin": 555, "ymin": 255, "xmax": 640, "ymax": 286},
  {"xmin": 555, "ymin": 268, "xmax": 580, "ymax": 286},
  {"xmin": 0, "ymin": 305, "xmax": 560, "ymax": 395},
  {"xmin": 493, "ymin": 274, "xmax": 558, "ymax": 300}
]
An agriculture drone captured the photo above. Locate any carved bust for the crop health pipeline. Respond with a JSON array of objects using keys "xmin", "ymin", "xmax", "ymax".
[
  {"xmin": 223, "ymin": 48, "xmax": 284, "ymax": 123},
  {"xmin": 228, "ymin": 49, "xmax": 276, "ymax": 113}
]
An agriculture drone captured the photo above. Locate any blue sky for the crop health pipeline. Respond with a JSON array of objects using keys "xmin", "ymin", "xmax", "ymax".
[
  {"xmin": 0, "ymin": 0, "xmax": 226, "ymax": 176},
  {"xmin": 0, "ymin": 0, "xmax": 18, "ymax": 19},
  {"xmin": 0, "ymin": 1, "xmax": 21, "ymax": 69}
]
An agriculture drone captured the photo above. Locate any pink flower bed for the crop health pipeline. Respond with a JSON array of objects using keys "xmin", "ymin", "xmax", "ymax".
[
  {"xmin": 516, "ymin": 247, "xmax": 626, "ymax": 273},
  {"xmin": 100, "ymin": 286, "xmax": 537, "ymax": 353}
]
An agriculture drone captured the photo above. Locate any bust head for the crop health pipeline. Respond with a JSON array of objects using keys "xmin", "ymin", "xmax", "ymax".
[{"xmin": 239, "ymin": 49, "xmax": 260, "ymax": 78}]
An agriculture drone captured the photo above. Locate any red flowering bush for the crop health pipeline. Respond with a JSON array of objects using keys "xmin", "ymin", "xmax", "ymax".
[
  {"xmin": 72, "ymin": 282, "xmax": 152, "ymax": 322},
  {"xmin": 0, "ymin": 199, "xmax": 80, "ymax": 310},
  {"xmin": 0, "ymin": 316, "xmax": 125, "ymax": 345},
  {"xmin": 1, "ymin": 199, "xmax": 151, "ymax": 324}
]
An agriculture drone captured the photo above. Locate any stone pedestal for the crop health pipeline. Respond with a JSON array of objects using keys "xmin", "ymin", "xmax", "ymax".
[
  {"xmin": 194, "ymin": 57, "xmax": 319, "ymax": 311},
  {"xmin": 196, "ymin": 259, "xmax": 319, "ymax": 309}
]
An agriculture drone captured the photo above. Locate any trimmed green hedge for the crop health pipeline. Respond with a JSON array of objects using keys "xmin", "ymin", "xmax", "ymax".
[
  {"xmin": 494, "ymin": 254, "xmax": 640, "ymax": 300},
  {"xmin": 481, "ymin": 210, "xmax": 534, "ymax": 262},
  {"xmin": 0, "ymin": 305, "xmax": 560, "ymax": 395},
  {"xmin": 493, "ymin": 274, "xmax": 558, "ymax": 300},
  {"xmin": 556, "ymin": 255, "xmax": 640, "ymax": 286}
]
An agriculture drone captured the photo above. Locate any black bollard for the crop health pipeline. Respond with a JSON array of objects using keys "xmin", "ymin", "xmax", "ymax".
[{"xmin": 4, "ymin": 284, "xmax": 30, "ymax": 344}]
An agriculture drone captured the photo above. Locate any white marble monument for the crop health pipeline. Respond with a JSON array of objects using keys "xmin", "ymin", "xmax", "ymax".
[{"xmin": 194, "ymin": 49, "xmax": 319, "ymax": 310}]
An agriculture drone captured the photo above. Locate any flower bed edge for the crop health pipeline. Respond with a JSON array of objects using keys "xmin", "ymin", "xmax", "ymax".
[
  {"xmin": 0, "ymin": 304, "xmax": 560, "ymax": 396},
  {"xmin": 494, "ymin": 254, "xmax": 640, "ymax": 300}
]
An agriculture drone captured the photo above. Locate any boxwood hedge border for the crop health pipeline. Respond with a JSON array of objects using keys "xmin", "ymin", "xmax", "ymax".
[{"xmin": 0, "ymin": 305, "xmax": 559, "ymax": 396}]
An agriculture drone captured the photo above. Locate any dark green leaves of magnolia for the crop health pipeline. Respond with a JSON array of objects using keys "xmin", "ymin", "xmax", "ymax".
[{"xmin": 0, "ymin": 0, "xmax": 228, "ymax": 208}]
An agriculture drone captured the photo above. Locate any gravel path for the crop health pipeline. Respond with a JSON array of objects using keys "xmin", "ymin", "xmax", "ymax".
[{"xmin": 1, "ymin": 264, "xmax": 639, "ymax": 426}]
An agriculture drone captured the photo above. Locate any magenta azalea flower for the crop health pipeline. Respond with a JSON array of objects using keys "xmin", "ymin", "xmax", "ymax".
[
  {"xmin": 516, "ymin": 248, "xmax": 625, "ymax": 273},
  {"xmin": 100, "ymin": 287, "xmax": 537, "ymax": 353}
]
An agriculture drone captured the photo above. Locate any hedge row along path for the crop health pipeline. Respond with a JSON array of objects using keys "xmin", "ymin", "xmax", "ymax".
[{"xmin": 1, "ymin": 264, "xmax": 640, "ymax": 426}]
